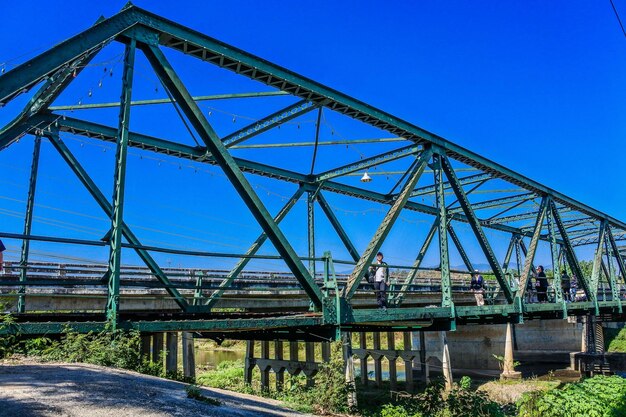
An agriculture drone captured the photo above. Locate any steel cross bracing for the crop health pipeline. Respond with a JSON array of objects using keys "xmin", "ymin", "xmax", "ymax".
[{"xmin": 1, "ymin": 4, "xmax": 625, "ymax": 335}]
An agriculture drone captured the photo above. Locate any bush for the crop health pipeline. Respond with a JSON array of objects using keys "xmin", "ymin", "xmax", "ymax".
[{"xmin": 517, "ymin": 375, "xmax": 626, "ymax": 417}]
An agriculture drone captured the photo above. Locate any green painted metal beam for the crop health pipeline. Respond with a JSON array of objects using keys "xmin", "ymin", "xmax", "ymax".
[
  {"xmin": 590, "ymin": 222, "xmax": 607, "ymax": 296},
  {"xmin": 433, "ymin": 154, "xmax": 453, "ymax": 310},
  {"xmin": 0, "ymin": 7, "xmax": 138, "ymax": 105},
  {"xmin": 47, "ymin": 133, "xmax": 189, "ymax": 310},
  {"xmin": 17, "ymin": 136, "xmax": 42, "ymax": 313},
  {"xmin": 316, "ymin": 192, "xmax": 360, "ymax": 262},
  {"xmin": 440, "ymin": 153, "xmax": 514, "ymax": 303},
  {"xmin": 315, "ymin": 144, "xmax": 421, "ymax": 182},
  {"xmin": 343, "ymin": 149, "xmax": 432, "ymax": 299},
  {"xmin": 140, "ymin": 41, "xmax": 324, "ymax": 309},
  {"xmin": 501, "ymin": 234, "xmax": 517, "ymax": 274},
  {"xmin": 105, "ymin": 39, "xmax": 136, "ymax": 327},
  {"xmin": 516, "ymin": 197, "xmax": 548, "ymax": 299},
  {"xmin": 221, "ymin": 99, "xmax": 317, "ymax": 148},
  {"xmin": 550, "ymin": 199, "xmax": 595, "ymax": 308},
  {"xmin": 307, "ymin": 191, "xmax": 316, "ymax": 277},
  {"xmin": 448, "ymin": 224, "xmax": 473, "ymax": 273},
  {"xmin": 48, "ymin": 91, "xmax": 289, "ymax": 111},
  {"xmin": 607, "ymin": 227, "xmax": 626, "ymax": 286},
  {"xmin": 603, "ymin": 230, "xmax": 622, "ymax": 312},
  {"xmin": 546, "ymin": 202, "xmax": 566, "ymax": 314}
]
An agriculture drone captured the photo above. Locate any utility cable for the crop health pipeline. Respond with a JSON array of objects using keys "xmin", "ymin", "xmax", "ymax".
[{"xmin": 610, "ymin": 0, "xmax": 626, "ymax": 38}]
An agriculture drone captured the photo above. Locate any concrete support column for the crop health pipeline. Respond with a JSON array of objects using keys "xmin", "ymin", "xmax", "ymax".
[
  {"xmin": 419, "ymin": 331, "xmax": 427, "ymax": 383},
  {"xmin": 165, "ymin": 332, "xmax": 178, "ymax": 374},
  {"xmin": 373, "ymin": 332, "xmax": 383, "ymax": 387},
  {"xmin": 387, "ymin": 332, "xmax": 397, "ymax": 391},
  {"xmin": 501, "ymin": 323, "xmax": 521, "ymax": 380},
  {"xmin": 289, "ymin": 341, "xmax": 299, "ymax": 388},
  {"xmin": 152, "ymin": 333, "xmax": 164, "ymax": 364},
  {"xmin": 140, "ymin": 334, "xmax": 151, "ymax": 360},
  {"xmin": 342, "ymin": 332, "xmax": 357, "ymax": 409},
  {"xmin": 440, "ymin": 331, "xmax": 453, "ymax": 391},
  {"xmin": 403, "ymin": 332, "xmax": 414, "ymax": 392},
  {"xmin": 305, "ymin": 342, "xmax": 315, "ymax": 387},
  {"xmin": 360, "ymin": 332, "xmax": 368, "ymax": 386},
  {"xmin": 244, "ymin": 340, "xmax": 254, "ymax": 385},
  {"xmin": 321, "ymin": 341, "xmax": 331, "ymax": 362},
  {"xmin": 182, "ymin": 332, "xmax": 195, "ymax": 379},
  {"xmin": 275, "ymin": 340, "xmax": 284, "ymax": 391},
  {"xmin": 260, "ymin": 340, "xmax": 270, "ymax": 390}
]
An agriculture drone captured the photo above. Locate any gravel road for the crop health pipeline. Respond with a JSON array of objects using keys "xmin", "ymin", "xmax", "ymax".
[{"xmin": 0, "ymin": 360, "xmax": 314, "ymax": 417}]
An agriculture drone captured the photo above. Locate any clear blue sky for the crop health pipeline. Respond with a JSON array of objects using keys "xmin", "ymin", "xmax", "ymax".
[{"xmin": 0, "ymin": 0, "xmax": 625, "ymax": 273}]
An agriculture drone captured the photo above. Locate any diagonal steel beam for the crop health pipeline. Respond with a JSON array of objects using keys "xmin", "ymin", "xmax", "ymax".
[
  {"xmin": 47, "ymin": 133, "xmax": 188, "ymax": 310},
  {"xmin": 343, "ymin": 149, "xmax": 432, "ymax": 299},
  {"xmin": 590, "ymin": 222, "xmax": 607, "ymax": 296},
  {"xmin": 607, "ymin": 226, "xmax": 626, "ymax": 286},
  {"xmin": 393, "ymin": 219, "xmax": 439, "ymax": 307},
  {"xmin": 141, "ymin": 41, "xmax": 324, "ymax": 308},
  {"xmin": 440, "ymin": 154, "xmax": 513, "ymax": 303},
  {"xmin": 0, "ymin": 43, "xmax": 104, "ymax": 151},
  {"xmin": 516, "ymin": 197, "xmax": 548, "ymax": 299},
  {"xmin": 316, "ymin": 145, "xmax": 421, "ymax": 182},
  {"xmin": 448, "ymin": 224, "xmax": 473, "ymax": 273},
  {"xmin": 221, "ymin": 99, "xmax": 317, "ymax": 147},
  {"xmin": 501, "ymin": 234, "xmax": 517, "ymax": 274},
  {"xmin": 205, "ymin": 186, "xmax": 305, "ymax": 309},
  {"xmin": 316, "ymin": 192, "xmax": 360, "ymax": 262},
  {"xmin": 550, "ymin": 199, "xmax": 594, "ymax": 306},
  {"xmin": 411, "ymin": 173, "xmax": 491, "ymax": 198}
]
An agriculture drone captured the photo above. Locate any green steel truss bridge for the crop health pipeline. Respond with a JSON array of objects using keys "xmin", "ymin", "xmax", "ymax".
[{"xmin": 1, "ymin": 4, "xmax": 625, "ymax": 340}]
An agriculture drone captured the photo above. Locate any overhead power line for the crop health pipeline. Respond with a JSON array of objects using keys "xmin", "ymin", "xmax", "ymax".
[{"xmin": 610, "ymin": 0, "xmax": 626, "ymax": 38}]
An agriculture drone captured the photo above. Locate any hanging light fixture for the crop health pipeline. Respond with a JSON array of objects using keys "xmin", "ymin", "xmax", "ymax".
[{"xmin": 360, "ymin": 172, "xmax": 372, "ymax": 183}]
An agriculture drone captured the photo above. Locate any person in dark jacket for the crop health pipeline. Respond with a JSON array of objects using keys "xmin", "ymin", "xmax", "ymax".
[
  {"xmin": 561, "ymin": 269, "xmax": 571, "ymax": 302},
  {"xmin": 0, "ymin": 239, "xmax": 5, "ymax": 274},
  {"xmin": 535, "ymin": 265, "xmax": 548, "ymax": 302},
  {"xmin": 470, "ymin": 270, "xmax": 485, "ymax": 306}
]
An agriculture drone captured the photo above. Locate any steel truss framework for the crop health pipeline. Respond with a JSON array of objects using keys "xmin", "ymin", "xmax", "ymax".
[{"xmin": 0, "ymin": 4, "xmax": 625, "ymax": 336}]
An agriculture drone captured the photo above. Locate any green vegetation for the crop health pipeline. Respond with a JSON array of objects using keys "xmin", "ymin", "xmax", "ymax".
[
  {"xmin": 605, "ymin": 327, "xmax": 626, "ymax": 353},
  {"xmin": 518, "ymin": 375, "xmax": 626, "ymax": 417},
  {"xmin": 185, "ymin": 384, "xmax": 221, "ymax": 406}
]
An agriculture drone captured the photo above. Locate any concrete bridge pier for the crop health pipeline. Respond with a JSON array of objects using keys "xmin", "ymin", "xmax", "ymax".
[
  {"xmin": 140, "ymin": 334, "xmax": 151, "ymax": 359},
  {"xmin": 501, "ymin": 323, "xmax": 521, "ymax": 380},
  {"xmin": 152, "ymin": 333, "xmax": 164, "ymax": 363},
  {"xmin": 440, "ymin": 331, "xmax": 453, "ymax": 391},
  {"xmin": 182, "ymin": 332, "xmax": 195, "ymax": 379},
  {"xmin": 165, "ymin": 332, "xmax": 178, "ymax": 374}
]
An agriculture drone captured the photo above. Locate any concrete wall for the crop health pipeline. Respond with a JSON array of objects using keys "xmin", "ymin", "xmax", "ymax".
[{"xmin": 424, "ymin": 320, "xmax": 583, "ymax": 370}]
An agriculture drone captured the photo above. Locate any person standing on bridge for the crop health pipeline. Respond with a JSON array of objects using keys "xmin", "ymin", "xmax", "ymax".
[
  {"xmin": 561, "ymin": 269, "xmax": 571, "ymax": 302},
  {"xmin": 470, "ymin": 270, "xmax": 485, "ymax": 306},
  {"xmin": 369, "ymin": 252, "xmax": 389, "ymax": 311},
  {"xmin": 535, "ymin": 265, "xmax": 548, "ymax": 303}
]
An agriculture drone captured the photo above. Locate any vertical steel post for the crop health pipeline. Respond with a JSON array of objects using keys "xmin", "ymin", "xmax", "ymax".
[
  {"xmin": 502, "ymin": 235, "xmax": 517, "ymax": 274},
  {"xmin": 546, "ymin": 205, "xmax": 565, "ymax": 313},
  {"xmin": 105, "ymin": 39, "xmax": 136, "ymax": 327},
  {"xmin": 590, "ymin": 222, "xmax": 607, "ymax": 297},
  {"xmin": 308, "ymin": 191, "xmax": 316, "ymax": 277},
  {"xmin": 17, "ymin": 135, "xmax": 41, "ymax": 313},
  {"xmin": 433, "ymin": 153, "xmax": 453, "ymax": 310},
  {"xmin": 603, "ymin": 230, "xmax": 622, "ymax": 312}
]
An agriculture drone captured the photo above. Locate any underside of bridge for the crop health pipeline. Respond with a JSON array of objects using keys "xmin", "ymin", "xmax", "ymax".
[{"xmin": 0, "ymin": 3, "xmax": 625, "ymax": 339}]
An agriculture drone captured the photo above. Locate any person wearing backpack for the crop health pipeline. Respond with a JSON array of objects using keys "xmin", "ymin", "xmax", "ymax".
[{"xmin": 369, "ymin": 252, "xmax": 389, "ymax": 311}]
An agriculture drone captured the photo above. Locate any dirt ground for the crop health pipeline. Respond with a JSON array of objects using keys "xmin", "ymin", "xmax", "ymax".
[{"xmin": 0, "ymin": 360, "xmax": 314, "ymax": 417}]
